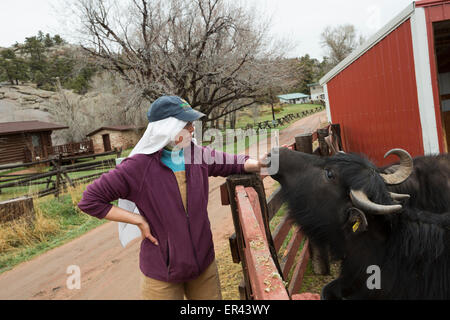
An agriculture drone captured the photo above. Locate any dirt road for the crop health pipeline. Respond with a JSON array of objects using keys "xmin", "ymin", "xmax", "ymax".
[{"xmin": 0, "ymin": 111, "xmax": 327, "ymax": 300}]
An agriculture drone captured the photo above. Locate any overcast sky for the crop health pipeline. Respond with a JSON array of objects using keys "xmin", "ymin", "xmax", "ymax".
[{"xmin": 0, "ymin": 0, "xmax": 413, "ymax": 60}]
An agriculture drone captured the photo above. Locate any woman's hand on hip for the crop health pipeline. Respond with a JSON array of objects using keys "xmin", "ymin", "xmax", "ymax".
[
  {"xmin": 104, "ymin": 206, "xmax": 159, "ymax": 246},
  {"xmin": 136, "ymin": 215, "xmax": 159, "ymax": 246}
]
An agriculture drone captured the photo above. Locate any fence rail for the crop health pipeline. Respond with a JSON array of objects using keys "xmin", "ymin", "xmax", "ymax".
[
  {"xmin": 220, "ymin": 122, "xmax": 343, "ymax": 300},
  {"xmin": 244, "ymin": 105, "xmax": 325, "ymax": 131},
  {"xmin": 0, "ymin": 149, "xmax": 122, "ymax": 199},
  {"xmin": 24, "ymin": 140, "xmax": 95, "ymax": 163},
  {"xmin": 46, "ymin": 140, "xmax": 94, "ymax": 158}
]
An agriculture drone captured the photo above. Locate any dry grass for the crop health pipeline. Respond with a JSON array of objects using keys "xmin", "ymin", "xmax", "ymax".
[
  {"xmin": 0, "ymin": 182, "xmax": 105, "ymax": 274},
  {"xmin": 216, "ymin": 241, "xmax": 243, "ymax": 300},
  {"xmin": 66, "ymin": 183, "xmax": 86, "ymax": 208},
  {"xmin": 0, "ymin": 199, "xmax": 60, "ymax": 253}
]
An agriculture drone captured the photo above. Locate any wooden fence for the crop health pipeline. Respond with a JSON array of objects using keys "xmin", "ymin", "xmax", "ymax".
[
  {"xmin": 0, "ymin": 148, "xmax": 122, "ymax": 199},
  {"xmin": 45, "ymin": 140, "xmax": 94, "ymax": 158},
  {"xmin": 245, "ymin": 105, "xmax": 325, "ymax": 131},
  {"xmin": 24, "ymin": 140, "xmax": 95, "ymax": 163},
  {"xmin": 220, "ymin": 123, "xmax": 343, "ymax": 300}
]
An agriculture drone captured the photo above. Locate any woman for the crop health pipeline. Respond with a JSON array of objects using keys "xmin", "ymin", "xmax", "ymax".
[{"xmin": 77, "ymin": 96, "xmax": 265, "ymax": 300}]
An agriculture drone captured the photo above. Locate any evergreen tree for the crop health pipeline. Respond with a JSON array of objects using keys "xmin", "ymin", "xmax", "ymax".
[
  {"xmin": 22, "ymin": 35, "xmax": 47, "ymax": 84},
  {"xmin": 53, "ymin": 35, "xmax": 65, "ymax": 46},
  {"xmin": 0, "ymin": 31, "xmax": 96, "ymax": 92},
  {"xmin": 0, "ymin": 49, "xmax": 29, "ymax": 85},
  {"xmin": 44, "ymin": 33, "xmax": 54, "ymax": 48},
  {"xmin": 288, "ymin": 54, "xmax": 332, "ymax": 95}
]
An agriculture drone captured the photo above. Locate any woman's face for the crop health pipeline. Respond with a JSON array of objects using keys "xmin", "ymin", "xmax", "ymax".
[{"xmin": 173, "ymin": 122, "xmax": 195, "ymax": 149}]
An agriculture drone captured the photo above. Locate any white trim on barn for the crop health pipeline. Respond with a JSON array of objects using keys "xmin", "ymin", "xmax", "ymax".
[
  {"xmin": 320, "ymin": 3, "xmax": 416, "ymax": 86},
  {"xmin": 410, "ymin": 7, "xmax": 441, "ymax": 155},
  {"xmin": 324, "ymin": 84, "xmax": 332, "ymax": 123}
]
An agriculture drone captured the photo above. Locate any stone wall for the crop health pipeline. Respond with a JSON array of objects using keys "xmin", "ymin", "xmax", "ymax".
[{"xmin": 90, "ymin": 130, "xmax": 144, "ymax": 153}]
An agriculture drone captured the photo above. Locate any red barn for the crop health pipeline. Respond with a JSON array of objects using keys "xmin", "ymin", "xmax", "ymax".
[{"xmin": 320, "ymin": 0, "xmax": 450, "ymax": 166}]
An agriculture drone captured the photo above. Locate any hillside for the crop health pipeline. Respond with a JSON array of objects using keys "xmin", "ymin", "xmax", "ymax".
[
  {"xmin": 0, "ymin": 84, "xmax": 68, "ymax": 144},
  {"xmin": 0, "ymin": 32, "xmax": 96, "ymax": 95}
]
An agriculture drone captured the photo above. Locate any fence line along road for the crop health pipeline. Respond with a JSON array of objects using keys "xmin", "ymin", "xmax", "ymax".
[
  {"xmin": 244, "ymin": 105, "xmax": 325, "ymax": 131},
  {"xmin": 0, "ymin": 149, "xmax": 122, "ymax": 199}
]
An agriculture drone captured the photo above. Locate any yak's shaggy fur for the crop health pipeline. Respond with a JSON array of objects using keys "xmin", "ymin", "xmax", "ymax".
[{"xmin": 271, "ymin": 148, "xmax": 450, "ymax": 300}]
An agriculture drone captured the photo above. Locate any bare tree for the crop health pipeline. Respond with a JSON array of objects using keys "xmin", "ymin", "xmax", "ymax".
[
  {"xmin": 48, "ymin": 80, "xmax": 90, "ymax": 143},
  {"xmin": 320, "ymin": 24, "xmax": 365, "ymax": 67},
  {"xmin": 48, "ymin": 72, "xmax": 146, "ymax": 144},
  {"xmin": 69, "ymin": 0, "xmax": 290, "ymax": 130}
]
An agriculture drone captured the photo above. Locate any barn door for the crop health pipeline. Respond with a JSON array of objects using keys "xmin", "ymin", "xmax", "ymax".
[
  {"xmin": 433, "ymin": 20, "xmax": 450, "ymax": 153},
  {"xmin": 102, "ymin": 134, "xmax": 112, "ymax": 152}
]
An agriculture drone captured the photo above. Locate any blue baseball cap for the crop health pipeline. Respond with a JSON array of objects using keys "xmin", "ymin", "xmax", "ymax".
[{"xmin": 147, "ymin": 96, "xmax": 206, "ymax": 123}]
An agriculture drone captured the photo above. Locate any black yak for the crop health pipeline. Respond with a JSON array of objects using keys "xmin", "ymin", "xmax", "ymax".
[
  {"xmin": 383, "ymin": 153, "xmax": 450, "ymax": 213},
  {"xmin": 266, "ymin": 148, "xmax": 450, "ymax": 300}
]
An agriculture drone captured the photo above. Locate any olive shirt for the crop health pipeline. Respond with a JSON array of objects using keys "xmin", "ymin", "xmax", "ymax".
[{"xmin": 160, "ymin": 147, "xmax": 188, "ymax": 212}]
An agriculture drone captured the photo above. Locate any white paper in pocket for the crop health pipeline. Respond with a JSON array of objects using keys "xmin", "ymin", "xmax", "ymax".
[{"xmin": 117, "ymin": 198, "xmax": 142, "ymax": 248}]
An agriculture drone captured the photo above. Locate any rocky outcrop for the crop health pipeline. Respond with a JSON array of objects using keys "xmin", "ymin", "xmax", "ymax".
[{"xmin": 0, "ymin": 84, "xmax": 58, "ymax": 111}]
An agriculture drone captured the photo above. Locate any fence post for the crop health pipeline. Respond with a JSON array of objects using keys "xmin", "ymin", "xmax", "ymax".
[
  {"xmin": 116, "ymin": 147, "xmax": 123, "ymax": 159},
  {"xmin": 55, "ymin": 154, "xmax": 62, "ymax": 198},
  {"xmin": 331, "ymin": 124, "xmax": 343, "ymax": 151},
  {"xmin": 225, "ymin": 174, "xmax": 284, "ymax": 299},
  {"xmin": 317, "ymin": 127, "xmax": 330, "ymax": 157},
  {"xmin": 0, "ymin": 197, "xmax": 35, "ymax": 224},
  {"xmin": 295, "ymin": 133, "xmax": 313, "ymax": 153}
]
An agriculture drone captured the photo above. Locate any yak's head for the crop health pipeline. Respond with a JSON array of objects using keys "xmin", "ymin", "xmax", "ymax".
[{"xmin": 265, "ymin": 148, "xmax": 413, "ymax": 258}]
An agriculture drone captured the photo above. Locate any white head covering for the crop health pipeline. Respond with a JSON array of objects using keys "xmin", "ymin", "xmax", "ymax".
[{"xmin": 116, "ymin": 117, "xmax": 190, "ymax": 248}]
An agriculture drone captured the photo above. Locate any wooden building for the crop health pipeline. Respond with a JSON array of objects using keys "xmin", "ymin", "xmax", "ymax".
[
  {"xmin": 320, "ymin": 0, "xmax": 450, "ymax": 166},
  {"xmin": 0, "ymin": 121, "xmax": 68, "ymax": 165},
  {"xmin": 87, "ymin": 125, "xmax": 146, "ymax": 154}
]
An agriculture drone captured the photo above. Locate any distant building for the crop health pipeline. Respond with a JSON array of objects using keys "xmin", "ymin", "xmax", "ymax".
[
  {"xmin": 87, "ymin": 125, "xmax": 146, "ymax": 154},
  {"xmin": 0, "ymin": 120, "xmax": 68, "ymax": 165},
  {"xmin": 307, "ymin": 83, "xmax": 325, "ymax": 101},
  {"xmin": 277, "ymin": 93, "xmax": 310, "ymax": 104}
]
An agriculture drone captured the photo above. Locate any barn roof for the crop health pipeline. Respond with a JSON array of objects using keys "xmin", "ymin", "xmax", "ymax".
[
  {"xmin": 416, "ymin": 0, "xmax": 450, "ymax": 7},
  {"xmin": 0, "ymin": 120, "xmax": 69, "ymax": 136},
  {"xmin": 87, "ymin": 125, "xmax": 146, "ymax": 137},
  {"xmin": 278, "ymin": 93, "xmax": 310, "ymax": 100},
  {"xmin": 320, "ymin": 2, "xmax": 416, "ymax": 85}
]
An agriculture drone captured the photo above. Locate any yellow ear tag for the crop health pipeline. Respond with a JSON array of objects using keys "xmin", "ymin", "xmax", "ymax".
[{"xmin": 352, "ymin": 221, "xmax": 360, "ymax": 233}]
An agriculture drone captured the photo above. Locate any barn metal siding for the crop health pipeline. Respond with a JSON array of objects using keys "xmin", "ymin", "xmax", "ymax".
[
  {"xmin": 327, "ymin": 20, "xmax": 424, "ymax": 166},
  {"xmin": 423, "ymin": 1, "xmax": 450, "ymax": 153}
]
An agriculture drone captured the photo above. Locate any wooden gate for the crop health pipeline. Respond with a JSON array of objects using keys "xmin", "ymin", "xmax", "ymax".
[{"xmin": 220, "ymin": 124, "xmax": 343, "ymax": 300}]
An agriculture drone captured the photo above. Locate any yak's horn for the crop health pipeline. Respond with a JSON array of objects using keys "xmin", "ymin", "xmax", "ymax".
[
  {"xmin": 350, "ymin": 190, "xmax": 403, "ymax": 215},
  {"xmin": 380, "ymin": 149, "xmax": 413, "ymax": 185},
  {"xmin": 389, "ymin": 192, "xmax": 411, "ymax": 201}
]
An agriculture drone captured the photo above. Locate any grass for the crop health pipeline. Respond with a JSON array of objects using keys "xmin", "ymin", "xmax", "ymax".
[
  {"xmin": 214, "ymin": 129, "xmax": 278, "ymax": 154},
  {"xmin": 216, "ymin": 241, "xmax": 245, "ymax": 300},
  {"xmin": 235, "ymin": 103, "xmax": 321, "ymax": 131},
  {"xmin": 0, "ymin": 149, "xmax": 133, "ymax": 274},
  {"xmin": 0, "ymin": 183, "xmax": 108, "ymax": 275},
  {"xmin": 209, "ymin": 103, "xmax": 323, "ymax": 154},
  {"xmin": 0, "ymin": 148, "xmax": 134, "ymax": 202}
]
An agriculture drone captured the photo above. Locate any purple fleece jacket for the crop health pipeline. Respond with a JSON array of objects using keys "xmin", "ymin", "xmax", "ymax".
[{"xmin": 78, "ymin": 142, "xmax": 249, "ymax": 283}]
